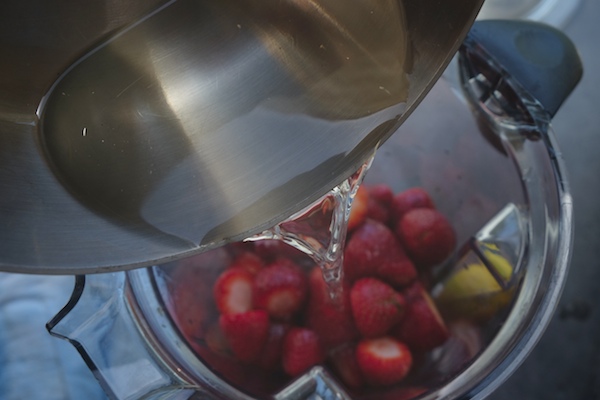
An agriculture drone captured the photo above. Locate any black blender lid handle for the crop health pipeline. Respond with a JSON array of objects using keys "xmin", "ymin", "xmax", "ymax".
[{"xmin": 466, "ymin": 19, "xmax": 583, "ymax": 117}]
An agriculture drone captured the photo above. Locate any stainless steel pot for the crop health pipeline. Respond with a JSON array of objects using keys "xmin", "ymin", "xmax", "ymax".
[{"xmin": 0, "ymin": 0, "xmax": 483, "ymax": 274}]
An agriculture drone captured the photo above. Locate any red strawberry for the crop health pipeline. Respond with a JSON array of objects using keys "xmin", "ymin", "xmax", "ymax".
[
  {"xmin": 366, "ymin": 184, "xmax": 394, "ymax": 224},
  {"xmin": 228, "ymin": 251, "xmax": 264, "ymax": 275},
  {"xmin": 393, "ymin": 282, "xmax": 449, "ymax": 351},
  {"xmin": 282, "ymin": 328, "xmax": 325, "ymax": 377},
  {"xmin": 328, "ymin": 344, "xmax": 365, "ymax": 389},
  {"xmin": 305, "ymin": 267, "xmax": 359, "ymax": 347},
  {"xmin": 344, "ymin": 219, "xmax": 417, "ymax": 287},
  {"xmin": 213, "ymin": 267, "xmax": 254, "ymax": 315},
  {"xmin": 368, "ymin": 184, "xmax": 395, "ymax": 206},
  {"xmin": 253, "ymin": 258, "xmax": 308, "ymax": 320},
  {"xmin": 348, "ymin": 186, "xmax": 369, "ymax": 232},
  {"xmin": 396, "ymin": 208, "xmax": 456, "ymax": 267},
  {"xmin": 256, "ymin": 323, "xmax": 290, "ymax": 371},
  {"xmin": 366, "ymin": 196, "xmax": 391, "ymax": 225},
  {"xmin": 355, "ymin": 337, "xmax": 413, "ymax": 386},
  {"xmin": 219, "ymin": 310, "xmax": 270, "ymax": 363},
  {"xmin": 350, "ymin": 278, "xmax": 406, "ymax": 338},
  {"xmin": 375, "ymin": 249, "xmax": 418, "ymax": 288},
  {"xmin": 391, "ymin": 187, "xmax": 435, "ymax": 222}
]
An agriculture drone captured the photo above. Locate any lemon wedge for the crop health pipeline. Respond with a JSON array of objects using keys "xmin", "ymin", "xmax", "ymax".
[{"xmin": 437, "ymin": 256, "xmax": 515, "ymax": 321}]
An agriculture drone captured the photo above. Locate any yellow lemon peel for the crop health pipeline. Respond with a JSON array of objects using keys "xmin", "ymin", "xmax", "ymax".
[{"xmin": 437, "ymin": 255, "xmax": 515, "ymax": 321}]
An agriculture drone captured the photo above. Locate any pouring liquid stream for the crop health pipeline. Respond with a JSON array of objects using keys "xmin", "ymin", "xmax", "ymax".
[{"xmin": 246, "ymin": 155, "xmax": 374, "ymax": 300}]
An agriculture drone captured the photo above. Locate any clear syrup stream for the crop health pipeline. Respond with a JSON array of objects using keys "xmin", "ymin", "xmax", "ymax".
[{"xmin": 246, "ymin": 155, "xmax": 374, "ymax": 299}]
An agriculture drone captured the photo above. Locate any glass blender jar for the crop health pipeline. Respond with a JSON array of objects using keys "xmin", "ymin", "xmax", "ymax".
[{"xmin": 47, "ymin": 20, "xmax": 581, "ymax": 400}]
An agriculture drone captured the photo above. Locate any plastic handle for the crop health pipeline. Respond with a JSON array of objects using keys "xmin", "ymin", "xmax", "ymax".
[{"xmin": 467, "ymin": 20, "xmax": 582, "ymax": 117}]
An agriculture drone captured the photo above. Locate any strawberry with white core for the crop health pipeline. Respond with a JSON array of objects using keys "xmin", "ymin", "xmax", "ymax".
[{"xmin": 356, "ymin": 337, "xmax": 413, "ymax": 386}]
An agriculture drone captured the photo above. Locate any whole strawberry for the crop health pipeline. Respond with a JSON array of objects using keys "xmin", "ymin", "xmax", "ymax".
[
  {"xmin": 366, "ymin": 184, "xmax": 394, "ymax": 224},
  {"xmin": 391, "ymin": 187, "xmax": 435, "ymax": 222},
  {"xmin": 396, "ymin": 208, "xmax": 456, "ymax": 267},
  {"xmin": 344, "ymin": 219, "xmax": 417, "ymax": 287},
  {"xmin": 355, "ymin": 337, "xmax": 413, "ymax": 386},
  {"xmin": 393, "ymin": 282, "xmax": 449, "ymax": 352},
  {"xmin": 350, "ymin": 278, "xmax": 406, "ymax": 338},
  {"xmin": 219, "ymin": 310, "xmax": 270, "ymax": 363},
  {"xmin": 253, "ymin": 258, "xmax": 308, "ymax": 320},
  {"xmin": 305, "ymin": 267, "xmax": 359, "ymax": 348},
  {"xmin": 328, "ymin": 343, "xmax": 365, "ymax": 389},
  {"xmin": 282, "ymin": 328, "xmax": 325, "ymax": 377},
  {"xmin": 368, "ymin": 184, "xmax": 395, "ymax": 206}
]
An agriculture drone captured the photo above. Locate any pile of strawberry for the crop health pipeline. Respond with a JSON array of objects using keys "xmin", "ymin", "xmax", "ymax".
[{"xmin": 167, "ymin": 185, "xmax": 457, "ymax": 398}]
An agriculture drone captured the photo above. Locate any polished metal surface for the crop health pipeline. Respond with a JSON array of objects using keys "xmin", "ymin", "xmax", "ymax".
[{"xmin": 0, "ymin": 0, "xmax": 482, "ymax": 274}]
